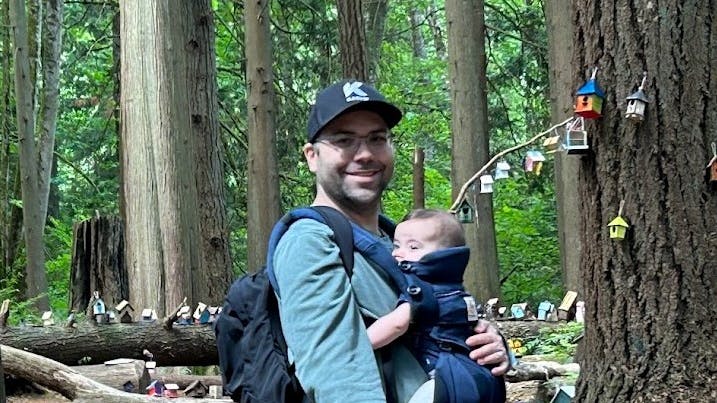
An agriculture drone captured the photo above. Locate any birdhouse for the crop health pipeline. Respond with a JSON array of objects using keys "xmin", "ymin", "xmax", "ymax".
[
  {"xmin": 146, "ymin": 380, "xmax": 165, "ymax": 397},
  {"xmin": 507, "ymin": 338, "xmax": 527, "ymax": 357},
  {"xmin": 558, "ymin": 291, "xmax": 578, "ymax": 321},
  {"xmin": 177, "ymin": 305, "xmax": 193, "ymax": 325},
  {"xmin": 193, "ymin": 302, "xmax": 208, "ymax": 322},
  {"xmin": 625, "ymin": 88, "xmax": 649, "ymax": 121},
  {"xmin": 575, "ymin": 68, "xmax": 605, "ymax": 119},
  {"xmin": 494, "ymin": 161, "xmax": 511, "ymax": 179},
  {"xmin": 498, "ymin": 306, "xmax": 507, "ymax": 318},
  {"xmin": 510, "ymin": 303, "xmax": 527, "ymax": 319},
  {"xmin": 42, "ymin": 311, "xmax": 54, "ymax": 326},
  {"xmin": 115, "ymin": 300, "xmax": 135, "ymax": 323},
  {"xmin": 141, "ymin": 308, "xmax": 157, "ymax": 322},
  {"xmin": 92, "ymin": 294, "xmax": 106, "ymax": 315},
  {"xmin": 707, "ymin": 144, "xmax": 717, "ymax": 185},
  {"xmin": 543, "ymin": 135, "xmax": 561, "ymax": 154},
  {"xmin": 208, "ymin": 385, "xmax": 224, "ymax": 399},
  {"xmin": 479, "ymin": 174, "xmax": 494, "ymax": 193},
  {"xmin": 456, "ymin": 199, "xmax": 474, "ymax": 223},
  {"xmin": 524, "ymin": 151, "xmax": 546, "ymax": 174},
  {"xmin": 575, "ymin": 301, "xmax": 586, "ymax": 323},
  {"xmin": 564, "ymin": 117, "xmax": 589, "ymax": 154},
  {"xmin": 537, "ymin": 301, "xmax": 554, "ymax": 321},
  {"xmin": 184, "ymin": 380, "xmax": 209, "ymax": 398},
  {"xmin": 550, "ymin": 386, "xmax": 576, "ymax": 403},
  {"xmin": 164, "ymin": 383, "xmax": 180, "ymax": 398},
  {"xmin": 608, "ymin": 216, "xmax": 630, "ymax": 240},
  {"xmin": 485, "ymin": 297, "xmax": 500, "ymax": 319}
]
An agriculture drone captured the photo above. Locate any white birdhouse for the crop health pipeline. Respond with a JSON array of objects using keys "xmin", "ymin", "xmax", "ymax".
[{"xmin": 479, "ymin": 174, "xmax": 494, "ymax": 193}]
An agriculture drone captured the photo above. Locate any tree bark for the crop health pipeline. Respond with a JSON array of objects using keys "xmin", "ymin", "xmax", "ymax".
[
  {"xmin": 9, "ymin": 0, "xmax": 49, "ymax": 311},
  {"xmin": 186, "ymin": 0, "xmax": 233, "ymax": 304},
  {"xmin": 73, "ymin": 360, "xmax": 150, "ymax": 392},
  {"xmin": 0, "ymin": 323, "xmax": 217, "ymax": 366},
  {"xmin": 446, "ymin": 0, "xmax": 500, "ymax": 302},
  {"xmin": 545, "ymin": 0, "xmax": 582, "ymax": 295},
  {"xmin": 245, "ymin": 0, "xmax": 280, "ymax": 271},
  {"xmin": 337, "ymin": 0, "xmax": 369, "ymax": 81},
  {"xmin": 363, "ymin": 0, "xmax": 389, "ymax": 83},
  {"xmin": 572, "ymin": 1, "xmax": 717, "ymax": 401}
]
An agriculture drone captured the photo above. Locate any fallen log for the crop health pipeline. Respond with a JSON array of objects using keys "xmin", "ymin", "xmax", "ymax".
[
  {"xmin": 494, "ymin": 319, "xmax": 567, "ymax": 340},
  {"xmin": 73, "ymin": 359, "xmax": 150, "ymax": 392},
  {"xmin": 1, "ymin": 344, "xmax": 231, "ymax": 402},
  {"xmin": 505, "ymin": 361, "xmax": 580, "ymax": 382},
  {"xmin": 152, "ymin": 374, "xmax": 222, "ymax": 389},
  {"xmin": 0, "ymin": 322, "xmax": 217, "ymax": 366}
]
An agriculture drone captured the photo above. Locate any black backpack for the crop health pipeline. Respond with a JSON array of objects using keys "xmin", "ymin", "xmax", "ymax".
[{"xmin": 214, "ymin": 206, "xmax": 355, "ymax": 403}]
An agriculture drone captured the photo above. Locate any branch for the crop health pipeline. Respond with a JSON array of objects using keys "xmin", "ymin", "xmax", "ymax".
[{"xmin": 449, "ymin": 117, "xmax": 575, "ymax": 212}]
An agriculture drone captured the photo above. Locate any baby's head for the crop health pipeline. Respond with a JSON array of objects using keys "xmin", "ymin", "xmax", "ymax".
[{"xmin": 392, "ymin": 209, "xmax": 466, "ymax": 262}]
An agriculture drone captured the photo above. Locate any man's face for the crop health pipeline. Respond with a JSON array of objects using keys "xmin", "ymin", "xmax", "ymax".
[
  {"xmin": 304, "ymin": 109, "xmax": 395, "ymax": 212},
  {"xmin": 392, "ymin": 218, "xmax": 443, "ymax": 262}
]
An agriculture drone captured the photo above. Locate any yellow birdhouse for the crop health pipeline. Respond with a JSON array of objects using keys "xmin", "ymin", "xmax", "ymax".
[
  {"xmin": 574, "ymin": 68, "xmax": 605, "ymax": 119},
  {"xmin": 608, "ymin": 216, "xmax": 629, "ymax": 240}
]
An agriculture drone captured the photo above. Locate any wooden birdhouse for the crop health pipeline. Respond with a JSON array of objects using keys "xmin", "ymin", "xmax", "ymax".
[
  {"xmin": 575, "ymin": 68, "xmax": 605, "ymax": 119},
  {"xmin": 91, "ymin": 291, "xmax": 108, "ymax": 323},
  {"xmin": 177, "ymin": 305, "xmax": 193, "ymax": 325},
  {"xmin": 141, "ymin": 308, "xmax": 157, "ymax": 323},
  {"xmin": 456, "ymin": 199, "xmax": 474, "ymax": 223},
  {"xmin": 537, "ymin": 301, "xmax": 554, "ymax": 321},
  {"xmin": 510, "ymin": 303, "xmax": 527, "ymax": 319},
  {"xmin": 208, "ymin": 385, "xmax": 224, "ymax": 399},
  {"xmin": 550, "ymin": 386, "xmax": 576, "ymax": 403},
  {"xmin": 625, "ymin": 74, "xmax": 649, "ymax": 122},
  {"xmin": 146, "ymin": 380, "xmax": 165, "ymax": 397},
  {"xmin": 193, "ymin": 302, "xmax": 208, "ymax": 323},
  {"xmin": 164, "ymin": 383, "xmax": 180, "ymax": 398},
  {"xmin": 543, "ymin": 134, "xmax": 561, "ymax": 154},
  {"xmin": 184, "ymin": 380, "xmax": 209, "ymax": 398},
  {"xmin": 498, "ymin": 306, "xmax": 508, "ymax": 318},
  {"xmin": 564, "ymin": 117, "xmax": 589, "ymax": 154},
  {"xmin": 115, "ymin": 300, "xmax": 135, "ymax": 323},
  {"xmin": 485, "ymin": 297, "xmax": 500, "ymax": 319},
  {"xmin": 42, "ymin": 311, "xmax": 54, "ymax": 326},
  {"xmin": 494, "ymin": 161, "xmax": 511, "ymax": 179},
  {"xmin": 479, "ymin": 174, "xmax": 494, "ymax": 193},
  {"xmin": 707, "ymin": 143, "xmax": 717, "ymax": 185},
  {"xmin": 575, "ymin": 300, "xmax": 586, "ymax": 323},
  {"xmin": 207, "ymin": 306, "xmax": 221, "ymax": 322},
  {"xmin": 608, "ymin": 216, "xmax": 629, "ymax": 240},
  {"xmin": 558, "ymin": 291, "xmax": 578, "ymax": 321},
  {"xmin": 524, "ymin": 151, "xmax": 546, "ymax": 174}
]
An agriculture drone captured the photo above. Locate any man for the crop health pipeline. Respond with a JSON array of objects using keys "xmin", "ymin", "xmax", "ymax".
[{"xmin": 272, "ymin": 80, "xmax": 510, "ymax": 403}]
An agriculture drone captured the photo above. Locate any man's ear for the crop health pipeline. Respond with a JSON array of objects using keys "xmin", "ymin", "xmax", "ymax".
[{"xmin": 303, "ymin": 143, "xmax": 318, "ymax": 173}]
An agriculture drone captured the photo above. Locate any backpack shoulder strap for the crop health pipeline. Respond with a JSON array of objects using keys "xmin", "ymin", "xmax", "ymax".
[{"xmin": 266, "ymin": 206, "xmax": 354, "ymax": 294}]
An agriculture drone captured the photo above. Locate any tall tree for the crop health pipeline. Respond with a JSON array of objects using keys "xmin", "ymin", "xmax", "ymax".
[
  {"xmin": 573, "ymin": 1, "xmax": 717, "ymax": 400},
  {"xmin": 120, "ymin": 0, "xmax": 201, "ymax": 315},
  {"xmin": 187, "ymin": 0, "xmax": 232, "ymax": 302},
  {"xmin": 445, "ymin": 0, "xmax": 500, "ymax": 302},
  {"xmin": 337, "ymin": 0, "xmax": 368, "ymax": 81},
  {"xmin": 363, "ymin": 0, "xmax": 389, "ymax": 82},
  {"xmin": 9, "ymin": 0, "xmax": 63, "ymax": 310},
  {"xmin": 245, "ymin": 0, "xmax": 280, "ymax": 271},
  {"xmin": 545, "ymin": 0, "xmax": 581, "ymax": 294}
]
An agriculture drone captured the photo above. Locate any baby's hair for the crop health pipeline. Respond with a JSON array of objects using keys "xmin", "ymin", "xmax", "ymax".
[{"xmin": 401, "ymin": 209, "xmax": 466, "ymax": 247}]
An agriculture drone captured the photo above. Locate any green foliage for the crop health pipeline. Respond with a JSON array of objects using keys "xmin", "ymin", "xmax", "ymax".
[
  {"xmin": 524, "ymin": 322, "xmax": 584, "ymax": 363},
  {"xmin": 45, "ymin": 217, "xmax": 73, "ymax": 313}
]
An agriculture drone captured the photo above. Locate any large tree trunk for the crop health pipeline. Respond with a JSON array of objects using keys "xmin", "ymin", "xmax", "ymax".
[
  {"xmin": 0, "ymin": 323, "xmax": 217, "ymax": 366},
  {"xmin": 573, "ymin": 2, "xmax": 717, "ymax": 401},
  {"xmin": 337, "ymin": 0, "xmax": 369, "ymax": 81},
  {"xmin": 363, "ymin": 0, "xmax": 389, "ymax": 83},
  {"xmin": 446, "ymin": 0, "xmax": 500, "ymax": 302},
  {"xmin": 545, "ymin": 0, "xmax": 582, "ymax": 296},
  {"xmin": 187, "ymin": 0, "xmax": 233, "ymax": 303},
  {"xmin": 245, "ymin": 0, "xmax": 280, "ymax": 271},
  {"xmin": 9, "ymin": 0, "xmax": 49, "ymax": 310}
]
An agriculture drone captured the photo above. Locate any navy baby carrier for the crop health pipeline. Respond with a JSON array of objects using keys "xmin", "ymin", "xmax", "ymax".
[{"xmin": 215, "ymin": 206, "xmax": 439, "ymax": 403}]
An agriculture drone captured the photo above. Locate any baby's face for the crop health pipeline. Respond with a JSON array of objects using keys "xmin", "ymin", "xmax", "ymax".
[{"xmin": 392, "ymin": 218, "xmax": 443, "ymax": 262}]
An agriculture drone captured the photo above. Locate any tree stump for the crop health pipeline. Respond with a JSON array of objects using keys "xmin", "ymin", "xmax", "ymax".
[{"xmin": 70, "ymin": 216, "xmax": 128, "ymax": 313}]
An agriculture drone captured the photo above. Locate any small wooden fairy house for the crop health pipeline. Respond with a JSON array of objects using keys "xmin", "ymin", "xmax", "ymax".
[
  {"xmin": 90, "ymin": 292, "xmax": 108, "ymax": 323},
  {"xmin": 558, "ymin": 291, "xmax": 578, "ymax": 321},
  {"xmin": 208, "ymin": 385, "xmax": 223, "ymax": 399},
  {"xmin": 524, "ymin": 151, "xmax": 546, "ymax": 174},
  {"xmin": 510, "ymin": 303, "xmax": 528, "ymax": 319},
  {"xmin": 485, "ymin": 298, "xmax": 500, "ymax": 319},
  {"xmin": 706, "ymin": 152, "xmax": 717, "ymax": 185},
  {"xmin": 537, "ymin": 301, "xmax": 554, "ymax": 321},
  {"xmin": 543, "ymin": 135, "xmax": 561, "ymax": 154},
  {"xmin": 115, "ymin": 300, "xmax": 134, "ymax": 323},
  {"xmin": 575, "ymin": 300, "xmax": 586, "ymax": 323},
  {"xmin": 141, "ymin": 308, "xmax": 157, "ymax": 323},
  {"xmin": 608, "ymin": 215, "xmax": 630, "ymax": 240},
  {"xmin": 479, "ymin": 174, "xmax": 494, "ymax": 193},
  {"xmin": 42, "ymin": 311, "xmax": 54, "ymax": 326},
  {"xmin": 164, "ymin": 383, "xmax": 180, "ymax": 398},
  {"xmin": 575, "ymin": 70, "xmax": 605, "ymax": 119},
  {"xmin": 498, "ymin": 306, "xmax": 508, "ymax": 318},
  {"xmin": 176, "ymin": 305, "xmax": 193, "ymax": 325},
  {"xmin": 207, "ymin": 306, "xmax": 221, "ymax": 322},
  {"xmin": 456, "ymin": 199, "xmax": 474, "ymax": 224},
  {"xmin": 625, "ymin": 88, "xmax": 649, "ymax": 121},
  {"xmin": 494, "ymin": 161, "xmax": 511, "ymax": 179},
  {"xmin": 146, "ymin": 380, "xmax": 164, "ymax": 397},
  {"xmin": 550, "ymin": 385, "xmax": 576, "ymax": 403},
  {"xmin": 193, "ymin": 302, "xmax": 208, "ymax": 322},
  {"xmin": 184, "ymin": 380, "xmax": 209, "ymax": 398}
]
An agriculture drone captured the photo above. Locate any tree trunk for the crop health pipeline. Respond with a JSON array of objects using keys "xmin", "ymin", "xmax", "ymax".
[
  {"xmin": 427, "ymin": 0, "xmax": 446, "ymax": 59},
  {"xmin": 572, "ymin": 2, "xmax": 717, "ymax": 401},
  {"xmin": 408, "ymin": 7, "xmax": 426, "ymax": 59},
  {"xmin": 245, "ymin": 0, "xmax": 280, "ymax": 271},
  {"xmin": 73, "ymin": 360, "xmax": 150, "ymax": 392},
  {"xmin": 545, "ymin": 0, "xmax": 582, "ymax": 295},
  {"xmin": 186, "ymin": 0, "xmax": 233, "ymax": 304},
  {"xmin": 69, "ymin": 216, "xmax": 127, "ymax": 313},
  {"xmin": 363, "ymin": 0, "xmax": 389, "ymax": 83},
  {"xmin": 446, "ymin": 0, "xmax": 500, "ymax": 302},
  {"xmin": 0, "ymin": 323, "xmax": 217, "ymax": 366},
  {"xmin": 337, "ymin": 0, "xmax": 369, "ymax": 81},
  {"xmin": 9, "ymin": 0, "xmax": 49, "ymax": 310},
  {"xmin": 412, "ymin": 147, "xmax": 425, "ymax": 209}
]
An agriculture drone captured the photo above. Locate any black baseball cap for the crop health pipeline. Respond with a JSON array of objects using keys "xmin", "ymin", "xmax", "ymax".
[{"xmin": 306, "ymin": 80, "xmax": 403, "ymax": 142}]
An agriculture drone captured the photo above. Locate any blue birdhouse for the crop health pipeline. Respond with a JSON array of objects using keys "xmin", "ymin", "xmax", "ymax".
[{"xmin": 575, "ymin": 68, "xmax": 605, "ymax": 119}]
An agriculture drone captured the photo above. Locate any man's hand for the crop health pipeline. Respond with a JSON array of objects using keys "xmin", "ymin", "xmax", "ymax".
[{"xmin": 466, "ymin": 320, "xmax": 510, "ymax": 376}]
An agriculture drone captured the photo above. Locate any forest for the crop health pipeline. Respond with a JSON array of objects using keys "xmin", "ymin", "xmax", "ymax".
[{"xmin": 1, "ymin": 0, "xmax": 715, "ymax": 402}]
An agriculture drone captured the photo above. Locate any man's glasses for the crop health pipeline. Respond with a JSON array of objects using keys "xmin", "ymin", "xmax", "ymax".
[{"xmin": 315, "ymin": 132, "xmax": 393, "ymax": 154}]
